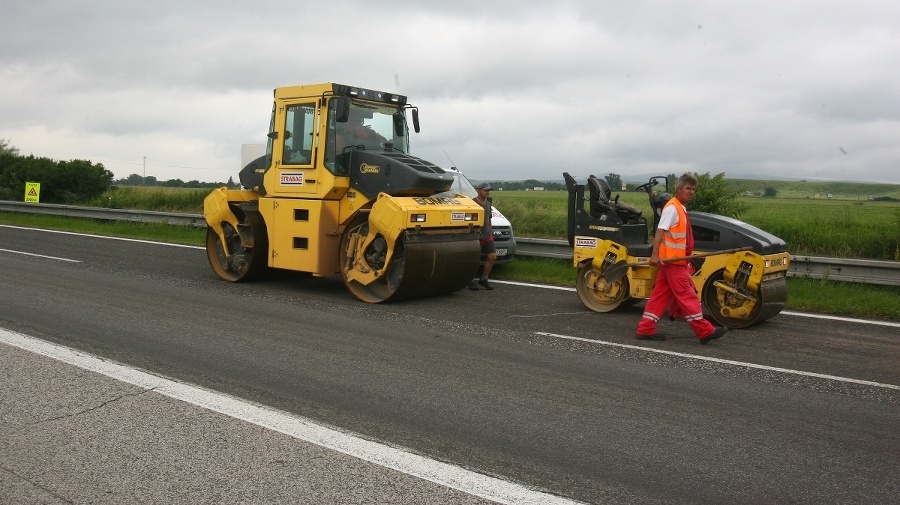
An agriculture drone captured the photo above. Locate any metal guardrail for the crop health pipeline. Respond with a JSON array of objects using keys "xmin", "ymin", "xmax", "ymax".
[
  {"xmin": 786, "ymin": 255, "xmax": 900, "ymax": 286},
  {"xmin": 0, "ymin": 200, "xmax": 207, "ymax": 227},
  {"xmin": 2, "ymin": 200, "xmax": 898, "ymax": 286}
]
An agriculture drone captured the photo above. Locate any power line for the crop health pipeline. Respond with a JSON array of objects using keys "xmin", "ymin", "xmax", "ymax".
[{"xmin": 94, "ymin": 159, "xmax": 225, "ymax": 171}]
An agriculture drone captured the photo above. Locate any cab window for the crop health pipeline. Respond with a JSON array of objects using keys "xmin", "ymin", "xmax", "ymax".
[{"xmin": 284, "ymin": 103, "xmax": 315, "ymax": 165}]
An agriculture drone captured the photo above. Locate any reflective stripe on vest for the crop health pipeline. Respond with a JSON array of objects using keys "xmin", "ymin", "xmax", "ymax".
[{"xmin": 660, "ymin": 199, "xmax": 689, "ymax": 263}]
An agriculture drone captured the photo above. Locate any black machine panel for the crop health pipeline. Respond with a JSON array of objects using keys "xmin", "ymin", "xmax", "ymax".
[
  {"xmin": 239, "ymin": 155, "xmax": 269, "ymax": 195},
  {"xmin": 689, "ymin": 212, "xmax": 788, "ymax": 255},
  {"xmin": 345, "ymin": 149, "xmax": 454, "ymax": 198}
]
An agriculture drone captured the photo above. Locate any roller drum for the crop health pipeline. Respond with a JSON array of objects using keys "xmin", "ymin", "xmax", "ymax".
[{"xmin": 704, "ymin": 273, "xmax": 788, "ymax": 328}]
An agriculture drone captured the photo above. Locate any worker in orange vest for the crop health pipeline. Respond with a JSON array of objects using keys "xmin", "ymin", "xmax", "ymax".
[{"xmin": 636, "ymin": 173, "xmax": 728, "ymax": 344}]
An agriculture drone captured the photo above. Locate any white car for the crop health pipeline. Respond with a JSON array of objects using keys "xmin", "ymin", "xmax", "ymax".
[{"xmin": 436, "ymin": 167, "xmax": 516, "ymax": 264}]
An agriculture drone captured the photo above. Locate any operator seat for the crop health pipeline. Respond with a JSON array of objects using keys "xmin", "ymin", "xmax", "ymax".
[{"xmin": 587, "ymin": 176, "xmax": 613, "ymax": 218}]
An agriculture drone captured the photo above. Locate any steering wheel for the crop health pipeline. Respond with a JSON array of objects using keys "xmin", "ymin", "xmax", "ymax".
[{"xmin": 635, "ymin": 180, "xmax": 658, "ymax": 193}]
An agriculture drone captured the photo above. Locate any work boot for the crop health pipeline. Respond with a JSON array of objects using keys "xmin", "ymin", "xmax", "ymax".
[
  {"xmin": 478, "ymin": 279, "xmax": 494, "ymax": 290},
  {"xmin": 468, "ymin": 280, "xmax": 480, "ymax": 291},
  {"xmin": 699, "ymin": 327, "xmax": 727, "ymax": 344}
]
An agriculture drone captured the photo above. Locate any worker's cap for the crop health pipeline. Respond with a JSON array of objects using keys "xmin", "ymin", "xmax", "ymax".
[{"xmin": 476, "ymin": 182, "xmax": 492, "ymax": 191}]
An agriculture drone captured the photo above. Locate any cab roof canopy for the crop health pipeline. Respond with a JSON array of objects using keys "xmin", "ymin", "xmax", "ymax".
[{"xmin": 274, "ymin": 82, "xmax": 407, "ymax": 106}]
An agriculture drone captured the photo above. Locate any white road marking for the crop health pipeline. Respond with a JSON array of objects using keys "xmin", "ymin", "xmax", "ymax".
[
  {"xmin": 0, "ymin": 224, "xmax": 203, "ymax": 249},
  {"xmin": 511, "ymin": 312, "xmax": 586, "ymax": 318},
  {"xmin": 492, "ymin": 279, "xmax": 575, "ymax": 291},
  {"xmin": 535, "ymin": 331, "xmax": 900, "ymax": 391},
  {"xmin": 0, "ymin": 328, "xmax": 584, "ymax": 505},
  {"xmin": 0, "ymin": 248, "xmax": 81, "ymax": 262},
  {"xmin": 781, "ymin": 310, "xmax": 900, "ymax": 328}
]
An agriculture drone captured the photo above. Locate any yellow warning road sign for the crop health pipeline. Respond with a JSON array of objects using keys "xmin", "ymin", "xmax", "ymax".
[{"xmin": 25, "ymin": 182, "xmax": 41, "ymax": 203}]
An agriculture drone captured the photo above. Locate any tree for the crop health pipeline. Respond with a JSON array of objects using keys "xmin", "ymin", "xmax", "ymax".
[
  {"xmin": 162, "ymin": 178, "xmax": 186, "ymax": 187},
  {"xmin": 0, "ymin": 151, "xmax": 29, "ymax": 200},
  {"xmin": 763, "ymin": 186, "xmax": 778, "ymax": 197},
  {"xmin": 0, "ymin": 138, "xmax": 19, "ymax": 156},
  {"xmin": 125, "ymin": 173, "xmax": 144, "ymax": 185},
  {"xmin": 604, "ymin": 173, "xmax": 623, "ymax": 191},
  {"xmin": 687, "ymin": 172, "xmax": 747, "ymax": 218},
  {"xmin": 39, "ymin": 158, "xmax": 113, "ymax": 203},
  {"xmin": 667, "ymin": 173, "xmax": 678, "ymax": 191}
]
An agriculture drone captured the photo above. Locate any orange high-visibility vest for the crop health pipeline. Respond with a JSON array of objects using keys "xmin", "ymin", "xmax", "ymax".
[{"xmin": 659, "ymin": 198, "xmax": 691, "ymax": 264}]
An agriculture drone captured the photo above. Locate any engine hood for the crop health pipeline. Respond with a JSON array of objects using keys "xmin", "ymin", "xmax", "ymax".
[
  {"xmin": 689, "ymin": 211, "xmax": 788, "ymax": 255},
  {"xmin": 489, "ymin": 205, "xmax": 511, "ymax": 228},
  {"xmin": 346, "ymin": 149, "xmax": 454, "ymax": 199}
]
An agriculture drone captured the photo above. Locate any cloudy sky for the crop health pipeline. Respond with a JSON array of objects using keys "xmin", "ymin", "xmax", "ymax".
[{"xmin": 2, "ymin": 1, "xmax": 898, "ymax": 184}]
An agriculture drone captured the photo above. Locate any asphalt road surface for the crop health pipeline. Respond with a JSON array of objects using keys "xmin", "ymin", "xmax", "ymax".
[{"xmin": 1, "ymin": 224, "xmax": 898, "ymax": 504}]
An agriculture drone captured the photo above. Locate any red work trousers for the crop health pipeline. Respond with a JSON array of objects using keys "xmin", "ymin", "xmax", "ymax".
[{"xmin": 636, "ymin": 263, "xmax": 715, "ymax": 339}]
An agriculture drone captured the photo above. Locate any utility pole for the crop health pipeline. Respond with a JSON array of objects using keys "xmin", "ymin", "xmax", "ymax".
[{"xmin": 143, "ymin": 156, "xmax": 146, "ymax": 185}]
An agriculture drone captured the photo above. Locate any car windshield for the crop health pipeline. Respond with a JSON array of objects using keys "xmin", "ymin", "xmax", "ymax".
[{"xmin": 435, "ymin": 172, "xmax": 478, "ymax": 199}]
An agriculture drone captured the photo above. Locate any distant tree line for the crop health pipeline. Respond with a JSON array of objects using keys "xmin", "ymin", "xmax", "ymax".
[
  {"xmin": 111, "ymin": 173, "xmax": 235, "ymax": 189},
  {"xmin": 481, "ymin": 179, "xmax": 568, "ymax": 191}
]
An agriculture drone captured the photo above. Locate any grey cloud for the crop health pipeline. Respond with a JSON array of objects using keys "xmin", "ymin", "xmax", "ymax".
[{"xmin": 1, "ymin": 0, "xmax": 898, "ymax": 184}]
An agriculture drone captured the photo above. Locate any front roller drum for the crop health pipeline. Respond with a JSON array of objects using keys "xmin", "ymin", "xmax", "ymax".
[
  {"xmin": 340, "ymin": 225, "xmax": 481, "ymax": 303},
  {"xmin": 702, "ymin": 272, "xmax": 788, "ymax": 328},
  {"xmin": 576, "ymin": 261, "xmax": 630, "ymax": 313}
]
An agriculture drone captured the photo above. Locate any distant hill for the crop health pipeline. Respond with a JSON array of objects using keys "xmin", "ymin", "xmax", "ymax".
[{"xmin": 726, "ymin": 179, "xmax": 900, "ymax": 200}]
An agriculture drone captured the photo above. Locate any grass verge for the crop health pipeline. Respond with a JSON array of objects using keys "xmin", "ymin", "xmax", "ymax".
[{"xmin": 3, "ymin": 211, "xmax": 898, "ymax": 322}]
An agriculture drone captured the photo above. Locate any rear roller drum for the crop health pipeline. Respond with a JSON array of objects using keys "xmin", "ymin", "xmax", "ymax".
[
  {"xmin": 206, "ymin": 212, "xmax": 268, "ymax": 282},
  {"xmin": 339, "ymin": 218, "xmax": 400, "ymax": 303},
  {"xmin": 576, "ymin": 261, "xmax": 630, "ymax": 313}
]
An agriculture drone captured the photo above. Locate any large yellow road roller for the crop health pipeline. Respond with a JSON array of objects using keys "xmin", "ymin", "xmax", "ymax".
[{"xmin": 204, "ymin": 83, "xmax": 484, "ymax": 302}]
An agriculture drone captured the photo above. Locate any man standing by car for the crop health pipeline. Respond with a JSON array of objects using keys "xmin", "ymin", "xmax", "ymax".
[
  {"xmin": 635, "ymin": 173, "xmax": 727, "ymax": 343},
  {"xmin": 469, "ymin": 182, "xmax": 497, "ymax": 291}
]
